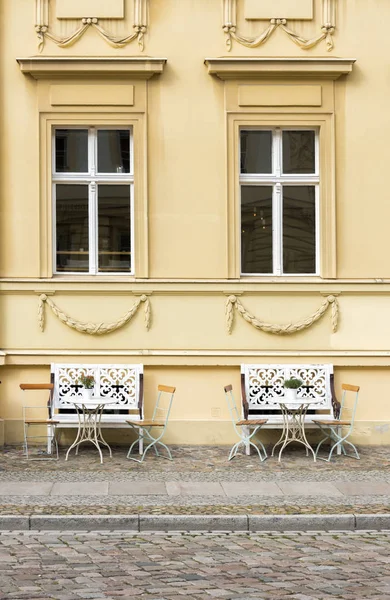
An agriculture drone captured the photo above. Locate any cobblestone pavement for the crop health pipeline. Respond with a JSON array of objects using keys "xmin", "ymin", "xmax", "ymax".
[
  {"xmin": 0, "ymin": 530, "xmax": 389, "ymax": 599},
  {"xmin": 2, "ymin": 445, "xmax": 389, "ymax": 480},
  {"xmin": 0, "ymin": 446, "xmax": 389, "ymax": 516}
]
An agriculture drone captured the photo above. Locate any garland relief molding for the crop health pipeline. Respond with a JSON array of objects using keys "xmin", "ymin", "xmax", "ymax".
[
  {"xmin": 223, "ymin": 0, "xmax": 336, "ymax": 52},
  {"xmin": 35, "ymin": 0, "xmax": 148, "ymax": 52},
  {"xmin": 225, "ymin": 294, "xmax": 339, "ymax": 335},
  {"xmin": 38, "ymin": 294, "xmax": 151, "ymax": 335}
]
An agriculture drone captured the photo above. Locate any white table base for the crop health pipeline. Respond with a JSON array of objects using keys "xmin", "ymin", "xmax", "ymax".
[
  {"xmin": 271, "ymin": 403, "xmax": 316, "ymax": 462},
  {"xmin": 65, "ymin": 403, "xmax": 112, "ymax": 464}
]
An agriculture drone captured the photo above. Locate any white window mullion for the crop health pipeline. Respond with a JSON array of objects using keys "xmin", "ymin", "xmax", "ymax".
[
  {"xmin": 89, "ymin": 182, "xmax": 97, "ymax": 274},
  {"xmin": 315, "ymin": 183, "xmax": 320, "ymax": 275},
  {"xmin": 89, "ymin": 128, "xmax": 97, "ymax": 177},
  {"xmin": 273, "ymin": 183, "xmax": 282, "ymax": 275},
  {"xmin": 274, "ymin": 128, "xmax": 282, "ymax": 178},
  {"xmin": 130, "ymin": 183, "xmax": 135, "ymax": 274},
  {"xmin": 52, "ymin": 183, "xmax": 57, "ymax": 273}
]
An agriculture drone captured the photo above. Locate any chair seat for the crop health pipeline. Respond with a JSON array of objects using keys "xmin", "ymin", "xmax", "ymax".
[
  {"xmin": 313, "ymin": 419, "xmax": 351, "ymax": 426},
  {"xmin": 126, "ymin": 420, "xmax": 165, "ymax": 427},
  {"xmin": 25, "ymin": 419, "xmax": 60, "ymax": 424},
  {"xmin": 236, "ymin": 419, "xmax": 267, "ymax": 426}
]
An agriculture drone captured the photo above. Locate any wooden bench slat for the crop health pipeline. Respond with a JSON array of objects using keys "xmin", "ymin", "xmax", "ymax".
[
  {"xmin": 126, "ymin": 420, "xmax": 164, "ymax": 427},
  {"xmin": 236, "ymin": 419, "xmax": 267, "ymax": 426},
  {"xmin": 313, "ymin": 419, "xmax": 351, "ymax": 426}
]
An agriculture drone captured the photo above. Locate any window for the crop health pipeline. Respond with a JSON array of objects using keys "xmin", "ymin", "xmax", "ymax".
[
  {"xmin": 53, "ymin": 127, "xmax": 133, "ymax": 274},
  {"xmin": 240, "ymin": 128, "xmax": 319, "ymax": 276}
]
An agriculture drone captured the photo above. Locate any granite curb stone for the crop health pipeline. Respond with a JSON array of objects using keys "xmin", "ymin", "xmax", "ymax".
[
  {"xmin": 0, "ymin": 516, "xmax": 29, "ymax": 530},
  {"xmin": 1, "ymin": 513, "xmax": 390, "ymax": 531},
  {"xmin": 248, "ymin": 513, "xmax": 355, "ymax": 531},
  {"xmin": 355, "ymin": 513, "xmax": 390, "ymax": 531},
  {"xmin": 30, "ymin": 514, "xmax": 139, "ymax": 531},
  {"xmin": 139, "ymin": 514, "xmax": 249, "ymax": 531}
]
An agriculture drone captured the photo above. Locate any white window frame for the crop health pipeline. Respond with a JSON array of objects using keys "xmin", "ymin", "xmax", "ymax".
[
  {"xmin": 240, "ymin": 126, "xmax": 320, "ymax": 277},
  {"xmin": 52, "ymin": 125, "xmax": 134, "ymax": 276}
]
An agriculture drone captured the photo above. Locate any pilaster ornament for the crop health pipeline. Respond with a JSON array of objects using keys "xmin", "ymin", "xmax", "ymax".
[
  {"xmin": 35, "ymin": 0, "xmax": 148, "ymax": 53},
  {"xmin": 222, "ymin": 0, "xmax": 336, "ymax": 52}
]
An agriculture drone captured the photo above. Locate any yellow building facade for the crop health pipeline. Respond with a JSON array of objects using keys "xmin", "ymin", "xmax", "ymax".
[{"xmin": 0, "ymin": 0, "xmax": 389, "ymax": 446}]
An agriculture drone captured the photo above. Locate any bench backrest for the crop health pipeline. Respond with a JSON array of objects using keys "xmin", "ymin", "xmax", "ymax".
[
  {"xmin": 241, "ymin": 363, "xmax": 335, "ymax": 421},
  {"xmin": 51, "ymin": 363, "xmax": 143, "ymax": 422}
]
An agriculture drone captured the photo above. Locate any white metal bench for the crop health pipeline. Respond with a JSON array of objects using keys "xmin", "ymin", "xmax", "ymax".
[
  {"xmin": 241, "ymin": 364, "xmax": 339, "ymax": 428},
  {"xmin": 49, "ymin": 363, "xmax": 144, "ymax": 432}
]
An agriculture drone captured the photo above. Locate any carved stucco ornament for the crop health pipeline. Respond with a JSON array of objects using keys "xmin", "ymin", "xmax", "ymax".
[
  {"xmin": 223, "ymin": 0, "xmax": 336, "ymax": 52},
  {"xmin": 38, "ymin": 294, "xmax": 151, "ymax": 335},
  {"xmin": 35, "ymin": 0, "xmax": 148, "ymax": 52},
  {"xmin": 225, "ymin": 294, "xmax": 339, "ymax": 335}
]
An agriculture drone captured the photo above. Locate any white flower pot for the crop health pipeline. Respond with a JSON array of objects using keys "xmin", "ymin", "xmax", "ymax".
[
  {"xmin": 82, "ymin": 388, "xmax": 94, "ymax": 400},
  {"xmin": 284, "ymin": 388, "xmax": 298, "ymax": 403}
]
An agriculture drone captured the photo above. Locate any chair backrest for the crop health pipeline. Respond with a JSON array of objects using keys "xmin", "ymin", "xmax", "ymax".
[
  {"xmin": 152, "ymin": 385, "xmax": 176, "ymax": 425},
  {"xmin": 224, "ymin": 385, "xmax": 241, "ymax": 424},
  {"xmin": 339, "ymin": 383, "xmax": 360, "ymax": 424},
  {"xmin": 20, "ymin": 383, "xmax": 54, "ymax": 419}
]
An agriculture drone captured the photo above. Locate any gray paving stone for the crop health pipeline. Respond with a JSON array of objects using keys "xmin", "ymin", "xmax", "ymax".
[
  {"xmin": 166, "ymin": 482, "xmax": 225, "ymax": 496},
  {"xmin": 109, "ymin": 481, "xmax": 167, "ymax": 495},
  {"xmin": 334, "ymin": 482, "xmax": 390, "ymax": 496},
  {"xmin": 0, "ymin": 482, "xmax": 53, "ymax": 495},
  {"xmin": 51, "ymin": 483, "xmax": 108, "ymax": 496},
  {"xmin": 30, "ymin": 515, "xmax": 139, "ymax": 530},
  {"xmin": 221, "ymin": 482, "xmax": 282, "ymax": 496},
  {"xmin": 277, "ymin": 482, "xmax": 343, "ymax": 496},
  {"xmin": 248, "ymin": 514, "xmax": 355, "ymax": 531},
  {"xmin": 139, "ymin": 514, "xmax": 248, "ymax": 531}
]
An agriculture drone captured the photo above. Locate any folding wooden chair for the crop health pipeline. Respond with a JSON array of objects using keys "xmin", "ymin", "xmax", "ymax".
[
  {"xmin": 314, "ymin": 383, "xmax": 360, "ymax": 462},
  {"xmin": 224, "ymin": 384, "xmax": 268, "ymax": 462},
  {"xmin": 126, "ymin": 385, "xmax": 176, "ymax": 462},
  {"xmin": 20, "ymin": 383, "xmax": 59, "ymax": 460}
]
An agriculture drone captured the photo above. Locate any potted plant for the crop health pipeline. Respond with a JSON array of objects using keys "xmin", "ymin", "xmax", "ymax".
[
  {"xmin": 283, "ymin": 377, "xmax": 303, "ymax": 403},
  {"xmin": 78, "ymin": 374, "xmax": 95, "ymax": 400}
]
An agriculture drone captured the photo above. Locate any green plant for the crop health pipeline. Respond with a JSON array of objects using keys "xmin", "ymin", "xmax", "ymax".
[
  {"xmin": 283, "ymin": 378, "xmax": 303, "ymax": 390},
  {"xmin": 78, "ymin": 374, "xmax": 95, "ymax": 389}
]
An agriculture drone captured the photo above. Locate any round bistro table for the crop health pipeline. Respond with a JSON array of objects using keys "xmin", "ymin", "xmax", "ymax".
[
  {"xmin": 271, "ymin": 399, "xmax": 322, "ymax": 463},
  {"xmin": 65, "ymin": 397, "xmax": 116, "ymax": 464}
]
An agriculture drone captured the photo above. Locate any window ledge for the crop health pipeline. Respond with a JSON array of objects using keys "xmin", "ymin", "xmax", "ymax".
[
  {"xmin": 17, "ymin": 56, "xmax": 167, "ymax": 80},
  {"xmin": 204, "ymin": 57, "xmax": 356, "ymax": 80}
]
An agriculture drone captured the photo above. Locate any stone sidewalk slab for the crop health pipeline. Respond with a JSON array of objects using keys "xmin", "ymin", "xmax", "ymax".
[
  {"xmin": 0, "ymin": 482, "xmax": 53, "ymax": 495},
  {"xmin": 166, "ymin": 482, "xmax": 225, "ymax": 496},
  {"xmin": 334, "ymin": 482, "xmax": 390, "ymax": 496},
  {"xmin": 50, "ymin": 482, "xmax": 108, "ymax": 496},
  {"xmin": 109, "ymin": 481, "xmax": 167, "ymax": 495},
  {"xmin": 277, "ymin": 482, "xmax": 343, "ymax": 496},
  {"xmin": 221, "ymin": 482, "xmax": 282, "ymax": 496}
]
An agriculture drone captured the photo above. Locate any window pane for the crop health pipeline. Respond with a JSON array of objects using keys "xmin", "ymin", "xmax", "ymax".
[
  {"xmin": 55, "ymin": 129, "xmax": 88, "ymax": 173},
  {"xmin": 240, "ymin": 130, "xmax": 272, "ymax": 174},
  {"xmin": 98, "ymin": 185, "xmax": 131, "ymax": 273},
  {"xmin": 283, "ymin": 186, "xmax": 316, "ymax": 274},
  {"xmin": 56, "ymin": 185, "xmax": 89, "ymax": 272},
  {"xmin": 282, "ymin": 130, "xmax": 315, "ymax": 174},
  {"xmin": 241, "ymin": 186, "xmax": 273, "ymax": 273},
  {"xmin": 98, "ymin": 130, "xmax": 130, "ymax": 173}
]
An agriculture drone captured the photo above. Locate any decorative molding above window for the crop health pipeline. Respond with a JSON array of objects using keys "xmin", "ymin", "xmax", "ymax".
[
  {"xmin": 35, "ymin": 0, "xmax": 148, "ymax": 52},
  {"xmin": 17, "ymin": 56, "xmax": 167, "ymax": 80},
  {"xmin": 204, "ymin": 58, "xmax": 356, "ymax": 81},
  {"xmin": 223, "ymin": 0, "xmax": 336, "ymax": 52}
]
